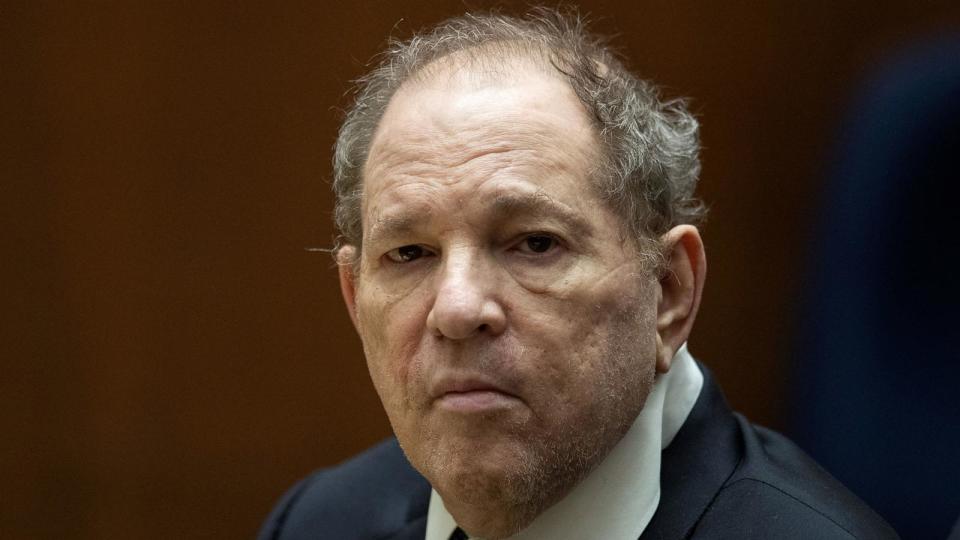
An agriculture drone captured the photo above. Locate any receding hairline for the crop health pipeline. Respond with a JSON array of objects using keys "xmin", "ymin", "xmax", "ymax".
[
  {"xmin": 377, "ymin": 41, "xmax": 596, "ymax": 134},
  {"xmin": 405, "ymin": 39, "xmax": 572, "ymax": 84}
]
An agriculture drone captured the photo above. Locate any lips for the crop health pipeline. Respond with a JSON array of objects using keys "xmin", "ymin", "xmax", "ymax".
[{"xmin": 429, "ymin": 375, "xmax": 522, "ymax": 412}]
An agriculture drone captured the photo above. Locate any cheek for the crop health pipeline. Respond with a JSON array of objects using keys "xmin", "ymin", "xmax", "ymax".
[
  {"xmin": 354, "ymin": 282, "xmax": 432, "ymax": 405},
  {"xmin": 518, "ymin": 268, "xmax": 658, "ymax": 395}
]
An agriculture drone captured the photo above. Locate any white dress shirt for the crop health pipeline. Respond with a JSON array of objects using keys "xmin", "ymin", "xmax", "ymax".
[{"xmin": 425, "ymin": 344, "xmax": 704, "ymax": 540}]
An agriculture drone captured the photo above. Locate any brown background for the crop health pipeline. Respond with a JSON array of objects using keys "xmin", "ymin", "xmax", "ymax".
[{"xmin": 3, "ymin": 1, "xmax": 959, "ymax": 538}]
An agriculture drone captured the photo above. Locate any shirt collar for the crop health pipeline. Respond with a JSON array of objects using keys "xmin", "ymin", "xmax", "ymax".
[{"xmin": 425, "ymin": 344, "xmax": 704, "ymax": 540}]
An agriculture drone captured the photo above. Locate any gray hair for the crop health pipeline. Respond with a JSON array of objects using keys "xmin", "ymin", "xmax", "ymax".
[{"xmin": 332, "ymin": 6, "xmax": 704, "ymax": 270}]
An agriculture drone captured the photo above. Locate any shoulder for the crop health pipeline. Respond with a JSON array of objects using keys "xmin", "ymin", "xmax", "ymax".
[
  {"xmin": 258, "ymin": 438, "xmax": 431, "ymax": 540},
  {"xmin": 649, "ymin": 363, "xmax": 898, "ymax": 539},
  {"xmin": 697, "ymin": 414, "xmax": 899, "ymax": 539}
]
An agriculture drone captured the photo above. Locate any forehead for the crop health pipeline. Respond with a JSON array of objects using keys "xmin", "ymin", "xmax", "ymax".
[{"xmin": 361, "ymin": 60, "xmax": 602, "ymax": 222}]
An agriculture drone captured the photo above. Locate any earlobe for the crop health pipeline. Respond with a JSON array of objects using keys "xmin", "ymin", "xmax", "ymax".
[
  {"xmin": 655, "ymin": 225, "xmax": 706, "ymax": 373},
  {"xmin": 337, "ymin": 246, "xmax": 361, "ymax": 332}
]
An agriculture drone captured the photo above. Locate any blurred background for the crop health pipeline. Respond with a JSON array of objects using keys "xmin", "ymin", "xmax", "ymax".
[{"xmin": 3, "ymin": 1, "xmax": 959, "ymax": 538}]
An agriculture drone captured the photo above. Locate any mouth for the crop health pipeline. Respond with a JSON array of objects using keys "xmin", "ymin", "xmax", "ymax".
[
  {"xmin": 430, "ymin": 377, "xmax": 522, "ymax": 413},
  {"xmin": 437, "ymin": 389, "xmax": 521, "ymax": 412}
]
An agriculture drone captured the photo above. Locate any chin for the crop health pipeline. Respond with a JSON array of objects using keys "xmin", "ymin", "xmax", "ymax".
[
  {"xmin": 406, "ymin": 430, "xmax": 575, "ymax": 537},
  {"xmin": 434, "ymin": 459, "xmax": 546, "ymax": 540},
  {"xmin": 423, "ymin": 431, "xmax": 529, "ymax": 495}
]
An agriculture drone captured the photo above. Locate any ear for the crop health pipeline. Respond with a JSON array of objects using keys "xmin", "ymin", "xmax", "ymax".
[
  {"xmin": 655, "ymin": 225, "xmax": 706, "ymax": 373},
  {"xmin": 337, "ymin": 245, "xmax": 361, "ymax": 332}
]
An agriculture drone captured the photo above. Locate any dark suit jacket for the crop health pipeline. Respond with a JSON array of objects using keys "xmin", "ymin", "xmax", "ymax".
[{"xmin": 259, "ymin": 367, "xmax": 898, "ymax": 539}]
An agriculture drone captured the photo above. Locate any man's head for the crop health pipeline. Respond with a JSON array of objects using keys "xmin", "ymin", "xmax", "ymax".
[
  {"xmin": 333, "ymin": 8, "xmax": 704, "ymax": 268},
  {"xmin": 333, "ymin": 8, "xmax": 706, "ymax": 538}
]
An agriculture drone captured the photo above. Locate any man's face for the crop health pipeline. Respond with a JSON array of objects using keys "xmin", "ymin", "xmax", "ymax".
[{"xmin": 341, "ymin": 61, "xmax": 661, "ymax": 530}]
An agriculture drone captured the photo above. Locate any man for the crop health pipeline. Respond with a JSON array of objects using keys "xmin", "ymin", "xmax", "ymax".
[{"xmin": 260, "ymin": 8, "xmax": 897, "ymax": 540}]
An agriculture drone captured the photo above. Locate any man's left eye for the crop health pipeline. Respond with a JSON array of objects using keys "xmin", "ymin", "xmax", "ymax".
[{"xmin": 518, "ymin": 234, "xmax": 557, "ymax": 254}]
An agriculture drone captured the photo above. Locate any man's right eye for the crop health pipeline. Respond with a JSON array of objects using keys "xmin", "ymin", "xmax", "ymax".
[{"xmin": 385, "ymin": 245, "xmax": 429, "ymax": 263}]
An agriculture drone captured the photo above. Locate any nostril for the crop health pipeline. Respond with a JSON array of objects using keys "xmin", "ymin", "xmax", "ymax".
[{"xmin": 427, "ymin": 287, "xmax": 506, "ymax": 339}]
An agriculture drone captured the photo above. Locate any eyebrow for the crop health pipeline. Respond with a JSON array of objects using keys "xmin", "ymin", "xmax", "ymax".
[
  {"xmin": 367, "ymin": 210, "xmax": 430, "ymax": 245},
  {"xmin": 486, "ymin": 191, "xmax": 594, "ymax": 239}
]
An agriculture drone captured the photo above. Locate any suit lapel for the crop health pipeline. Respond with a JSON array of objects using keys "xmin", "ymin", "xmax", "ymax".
[{"xmin": 639, "ymin": 364, "xmax": 742, "ymax": 539}]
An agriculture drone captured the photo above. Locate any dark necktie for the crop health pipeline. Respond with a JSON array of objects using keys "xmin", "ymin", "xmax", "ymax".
[{"xmin": 449, "ymin": 527, "xmax": 469, "ymax": 540}]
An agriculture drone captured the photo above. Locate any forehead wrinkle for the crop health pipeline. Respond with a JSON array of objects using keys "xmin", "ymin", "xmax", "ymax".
[
  {"xmin": 376, "ymin": 123, "xmax": 558, "ymax": 176},
  {"xmin": 373, "ymin": 82, "xmax": 597, "ymax": 172}
]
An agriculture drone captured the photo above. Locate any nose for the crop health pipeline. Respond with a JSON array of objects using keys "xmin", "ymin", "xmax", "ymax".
[{"xmin": 426, "ymin": 250, "xmax": 507, "ymax": 339}]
